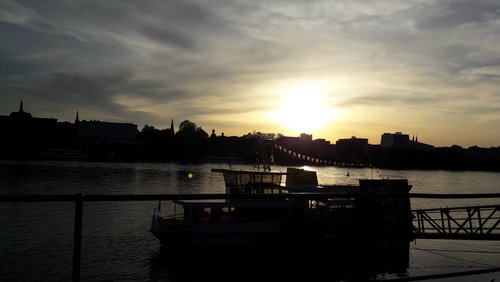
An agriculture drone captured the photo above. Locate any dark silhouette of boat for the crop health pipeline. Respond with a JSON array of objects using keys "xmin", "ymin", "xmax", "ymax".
[{"xmin": 149, "ymin": 166, "xmax": 413, "ymax": 252}]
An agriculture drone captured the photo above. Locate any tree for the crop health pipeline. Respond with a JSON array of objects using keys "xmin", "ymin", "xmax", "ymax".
[
  {"xmin": 178, "ymin": 120, "xmax": 197, "ymax": 133},
  {"xmin": 175, "ymin": 120, "xmax": 209, "ymax": 160}
]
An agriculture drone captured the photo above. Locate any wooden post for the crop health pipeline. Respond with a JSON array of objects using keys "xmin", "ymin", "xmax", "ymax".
[{"xmin": 73, "ymin": 193, "xmax": 83, "ymax": 282}]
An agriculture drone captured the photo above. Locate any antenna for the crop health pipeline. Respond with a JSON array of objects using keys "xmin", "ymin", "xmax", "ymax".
[{"xmin": 254, "ymin": 138, "xmax": 271, "ymax": 171}]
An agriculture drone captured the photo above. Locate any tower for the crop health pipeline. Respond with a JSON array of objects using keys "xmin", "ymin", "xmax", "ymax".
[
  {"xmin": 10, "ymin": 100, "xmax": 32, "ymax": 119},
  {"xmin": 75, "ymin": 110, "xmax": 80, "ymax": 124},
  {"xmin": 74, "ymin": 110, "xmax": 80, "ymax": 137},
  {"xmin": 19, "ymin": 100, "xmax": 24, "ymax": 113},
  {"xmin": 170, "ymin": 118, "xmax": 174, "ymax": 134}
]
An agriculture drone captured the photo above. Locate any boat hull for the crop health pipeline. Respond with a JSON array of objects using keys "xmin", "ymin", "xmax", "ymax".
[{"xmin": 150, "ymin": 214, "xmax": 287, "ymax": 247}]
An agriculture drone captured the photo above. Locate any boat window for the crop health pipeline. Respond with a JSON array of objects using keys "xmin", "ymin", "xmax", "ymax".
[
  {"xmin": 216, "ymin": 170, "xmax": 285, "ymax": 194},
  {"xmin": 203, "ymin": 208, "xmax": 211, "ymax": 215},
  {"xmin": 221, "ymin": 207, "xmax": 236, "ymax": 213}
]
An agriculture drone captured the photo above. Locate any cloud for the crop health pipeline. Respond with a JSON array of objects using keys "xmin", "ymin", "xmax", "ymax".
[
  {"xmin": 415, "ymin": 0, "xmax": 500, "ymax": 30},
  {"xmin": 0, "ymin": 0, "xmax": 499, "ymax": 146},
  {"xmin": 0, "ymin": 1, "xmax": 55, "ymax": 32}
]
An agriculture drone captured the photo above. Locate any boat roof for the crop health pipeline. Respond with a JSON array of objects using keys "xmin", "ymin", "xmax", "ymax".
[
  {"xmin": 211, "ymin": 168, "xmax": 287, "ymax": 176},
  {"xmin": 173, "ymin": 199, "xmax": 290, "ymax": 208},
  {"xmin": 287, "ymin": 185, "xmax": 360, "ymax": 193}
]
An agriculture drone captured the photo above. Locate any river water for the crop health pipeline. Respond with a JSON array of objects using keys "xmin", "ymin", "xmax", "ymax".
[{"xmin": 0, "ymin": 160, "xmax": 499, "ymax": 281}]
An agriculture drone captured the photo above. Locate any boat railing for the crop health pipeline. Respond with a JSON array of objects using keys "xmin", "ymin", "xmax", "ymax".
[
  {"xmin": 153, "ymin": 202, "xmax": 184, "ymax": 223},
  {"xmin": 237, "ymin": 182, "xmax": 287, "ymax": 194},
  {"xmin": 153, "ymin": 209, "xmax": 184, "ymax": 225},
  {"xmin": 162, "ymin": 214, "xmax": 184, "ymax": 221}
]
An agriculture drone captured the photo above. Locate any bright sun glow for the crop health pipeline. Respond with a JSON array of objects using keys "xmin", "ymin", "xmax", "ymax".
[{"xmin": 271, "ymin": 83, "xmax": 336, "ymax": 133}]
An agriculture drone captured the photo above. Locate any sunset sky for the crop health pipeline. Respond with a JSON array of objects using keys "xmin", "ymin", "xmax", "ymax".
[{"xmin": 1, "ymin": 1, "xmax": 499, "ymax": 147}]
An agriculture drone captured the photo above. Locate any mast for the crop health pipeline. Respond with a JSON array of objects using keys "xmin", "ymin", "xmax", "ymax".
[{"xmin": 254, "ymin": 138, "xmax": 271, "ymax": 171}]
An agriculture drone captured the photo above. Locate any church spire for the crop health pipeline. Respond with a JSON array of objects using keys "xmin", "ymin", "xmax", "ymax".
[
  {"xmin": 75, "ymin": 110, "xmax": 80, "ymax": 124},
  {"xmin": 170, "ymin": 118, "xmax": 174, "ymax": 134},
  {"xmin": 19, "ymin": 100, "xmax": 24, "ymax": 113}
]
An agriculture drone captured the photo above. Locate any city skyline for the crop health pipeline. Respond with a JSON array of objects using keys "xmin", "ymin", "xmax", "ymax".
[
  {"xmin": 1, "ymin": 1, "xmax": 500, "ymax": 147},
  {"xmin": 0, "ymin": 100, "xmax": 456, "ymax": 149}
]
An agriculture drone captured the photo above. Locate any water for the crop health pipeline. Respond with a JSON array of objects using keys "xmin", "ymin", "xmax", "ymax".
[{"xmin": 0, "ymin": 160, "xmax": 499, "ymax": 281}]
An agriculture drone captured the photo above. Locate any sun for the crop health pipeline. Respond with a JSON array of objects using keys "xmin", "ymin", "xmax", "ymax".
[{"xmin": 271, "ymin": 83, "xmax": 336, "ymax": 134}]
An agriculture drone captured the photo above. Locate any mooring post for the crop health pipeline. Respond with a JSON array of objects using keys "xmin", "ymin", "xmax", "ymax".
[{"xmin": 73, "ymin": 193, "xmax": 83, "ymax": 282}]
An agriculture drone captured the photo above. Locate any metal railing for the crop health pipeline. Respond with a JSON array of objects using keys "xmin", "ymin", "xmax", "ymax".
[
  {"xmin": 413, "ymin": 204, "xmax": 500, "ymax": 240},
  {"xmin": 1, "ymin": 192, "xmax": 500, "ymax": 281}
]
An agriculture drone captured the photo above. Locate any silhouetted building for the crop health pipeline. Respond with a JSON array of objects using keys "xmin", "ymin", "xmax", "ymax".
[
  {"xmin": 336, "ymin": 135, "xmax": 368, "ymax": 157},
  {"xmin": 275, "ymin": 134, "xmax": 335, "ymax": 165},
  {"xmin": 381, "ymin": 132, "xmax": 409, "ymax": 148},
  {"xmin": 8, "ymin": 100, "xmax": 32, "ymax": 119},
  {"xmin": 381, "ymin": 132, "xmax": 434, "ymax": 151},
  {"xmin": 0, "ymin": 101, "xmax": 58, "ymax": 158},
  {"xmin": 311, "ymin": 138, "xmax": 332, "ymax": 153},
  {"xmin": 76, "ymin": 111, "xmax": 137, "ymax": 140},
  {"xmin": 337, "ymin": 136, "xmax": 369, "ymax": 148},
  {"xmin": 78, "ymin": 120, "xmax": 137, "ymax": 140},
  {"xmin": 210, "ymin": 129, "xmax": 217, "ymax": 139},
  {"xmin": 2, "ymin": 101, "xmax": 58, "ymax": 135},
  {"xmin": 299, "ymin": 133, "xmax": 313, "ymax": 143}
]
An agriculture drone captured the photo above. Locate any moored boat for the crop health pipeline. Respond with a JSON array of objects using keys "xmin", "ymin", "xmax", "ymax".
[{"xmin": 149, "ymin": 166, "xmax": 413, "ymax": 250}]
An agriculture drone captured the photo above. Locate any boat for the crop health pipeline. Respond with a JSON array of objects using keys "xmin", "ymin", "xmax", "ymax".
[
  {"xmin": 149, "ymin": 166, "xmax": 414, "ymax": 250},
  {"xmin": 149, "ymin": 168, "xmax": 289, "ymax": 246}
]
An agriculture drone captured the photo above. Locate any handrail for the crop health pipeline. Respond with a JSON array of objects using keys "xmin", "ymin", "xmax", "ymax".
[
  {"xmin": 2, "ymin": 192, "xmax": 500, "ymax": 202},
  {"xmin": 415, "ymin": 204, "xmax": 500, "ymax": 212},
  {"xmin": 1, "ymin": 192, "xmax": 500, "ymax": 282}
]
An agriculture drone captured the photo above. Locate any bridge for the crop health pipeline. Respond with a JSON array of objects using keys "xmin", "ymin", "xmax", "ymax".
[{"xmin": 412, "ymin": 204, "xmax": 500, "ymax": 240}]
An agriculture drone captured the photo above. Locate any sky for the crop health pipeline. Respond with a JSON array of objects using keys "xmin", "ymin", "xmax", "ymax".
[{"xmin": 1, "ymin": 0, "xmax": 499, "ymax": 147}]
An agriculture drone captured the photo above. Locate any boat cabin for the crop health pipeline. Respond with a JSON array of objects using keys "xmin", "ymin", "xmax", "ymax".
[
  {"xmin": 172, "ymin": 199, "xmax": 291, "ymax": 225},
  {"xmin": 211, "ymin": 168, "xmax": 287, "ymax": 194}
]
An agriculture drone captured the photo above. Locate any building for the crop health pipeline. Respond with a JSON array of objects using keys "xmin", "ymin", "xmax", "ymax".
[
  {"xmin": 0, "ymin": 101, "xmax": 58, "ymax": 158},
  {"xmin": 74, "ymin": 111, "xmax": 137, "ymax": 140},
  {"xmin": 336, "ymin": 136, "xmax": 369, "ymax": 149},
  {"xmin": 299, "ymin": 133, "xmax": 312, "ymax": 143},
  {"xmin": 274, "ymin": 134, "xmax": 335, "ymax": 164},
  {"xmin": 381, "ymin": 132, "xmax": 410, "ymax": 148},
  {"xmin": 335, "ymin": 136, "xmax": 369, "ymax": 161},
  {"xmin": 380, "ymin": 132, "xmax": 434, "ymax": 151},
  {"xmin": 0, "ymin": 101, "xmax": 58, "ymax": 138},
  {"xmin": 78, "ymin": 120, "xmax": 137, "ymax": 140}
]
